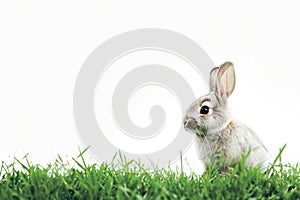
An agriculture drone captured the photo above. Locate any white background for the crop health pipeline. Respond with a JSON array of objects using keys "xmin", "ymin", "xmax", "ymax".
[{"xmin": 1, "ymin": 0, "xmax": 300, "ymax": 172}]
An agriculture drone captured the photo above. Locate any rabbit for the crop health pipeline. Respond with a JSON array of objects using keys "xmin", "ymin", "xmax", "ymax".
[{"xmin": 183, "ymin": 62, "xmax": 270, "ymax": 172}]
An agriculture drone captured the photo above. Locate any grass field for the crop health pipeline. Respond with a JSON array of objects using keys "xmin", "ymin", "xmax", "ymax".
[{"xmin": 0, "ymin": 145, "xmax": 299, "ymax": 199}]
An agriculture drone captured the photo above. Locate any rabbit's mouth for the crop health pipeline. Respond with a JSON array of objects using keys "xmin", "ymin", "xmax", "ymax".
[
  {"xmin": 196, "ymin": 128, "xmax": 207, "ymax": 138},
  {"xmin": 184, "ymin": 118, "xmax": 207, "ymax": 137},
  {"xmin": 184, "ymin": 118, "xmax": 197, "ymax": 131}
]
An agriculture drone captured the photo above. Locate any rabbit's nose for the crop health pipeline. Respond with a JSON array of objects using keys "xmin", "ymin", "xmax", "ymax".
[
  {"xmin": 183, "ymin": 115, "xmax": 189, "ymax": 126},
  {"xmin": 183, "ymin": 118, "xmax": 193, "ymax": 129},
  {"xmin": 184, "ymin": 120, "xmax": 188, "ymax": 127}
]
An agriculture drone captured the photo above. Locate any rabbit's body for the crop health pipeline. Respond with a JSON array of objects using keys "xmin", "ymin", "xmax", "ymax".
[
  {"xmin": 184, "ymin": 62, "xmax": 270, "ymax": 171},
  {"xmin": 196, "ymin": 120, "xmax": 269, "ymax": 169}
]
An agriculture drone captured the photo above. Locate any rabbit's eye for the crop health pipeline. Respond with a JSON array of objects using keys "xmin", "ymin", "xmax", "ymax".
[{"xmin": 200, "ymin": 106, "xmax": 209, "ymax": 115}]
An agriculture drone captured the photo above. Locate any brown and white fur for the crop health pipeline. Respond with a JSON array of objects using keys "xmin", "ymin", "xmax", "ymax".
[{"xmin": 183, "ymin": 62, "xmax": 270, "ymax": 172}]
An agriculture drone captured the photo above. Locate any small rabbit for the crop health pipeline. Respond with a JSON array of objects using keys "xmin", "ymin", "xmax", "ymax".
[{"xmin": 183, "ymin": 62, "xmax": 270, "ymax": 172}]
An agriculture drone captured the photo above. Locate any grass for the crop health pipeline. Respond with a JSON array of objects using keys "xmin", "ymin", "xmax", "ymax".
[{"xmin": 0, "ymin": 145, "xmax": 299, "ymax": 199}]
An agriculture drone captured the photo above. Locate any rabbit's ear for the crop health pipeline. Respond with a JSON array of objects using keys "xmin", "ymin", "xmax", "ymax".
[
  {"xmin": 216, "ymin": 62, "xmax": 235, "ymax": 98},
  {"xmin": 209, "ymin": 67, "xmax": 219, "ymax": 92}
]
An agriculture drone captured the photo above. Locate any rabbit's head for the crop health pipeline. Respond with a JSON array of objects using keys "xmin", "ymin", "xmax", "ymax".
[{"xmin": 183, "ymin": 62, "xmax": 236, "ymax": 137}]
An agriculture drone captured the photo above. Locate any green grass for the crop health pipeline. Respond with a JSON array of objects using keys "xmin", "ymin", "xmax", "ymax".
[{"xmin": 0, "ymin": 145, "xmax": 299, "ymax": 199}]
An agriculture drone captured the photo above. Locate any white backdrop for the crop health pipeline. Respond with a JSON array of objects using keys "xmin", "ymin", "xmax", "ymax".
[{"xmin": 1, "ymin": 0, "xmax": 299, "ymax": 173}]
